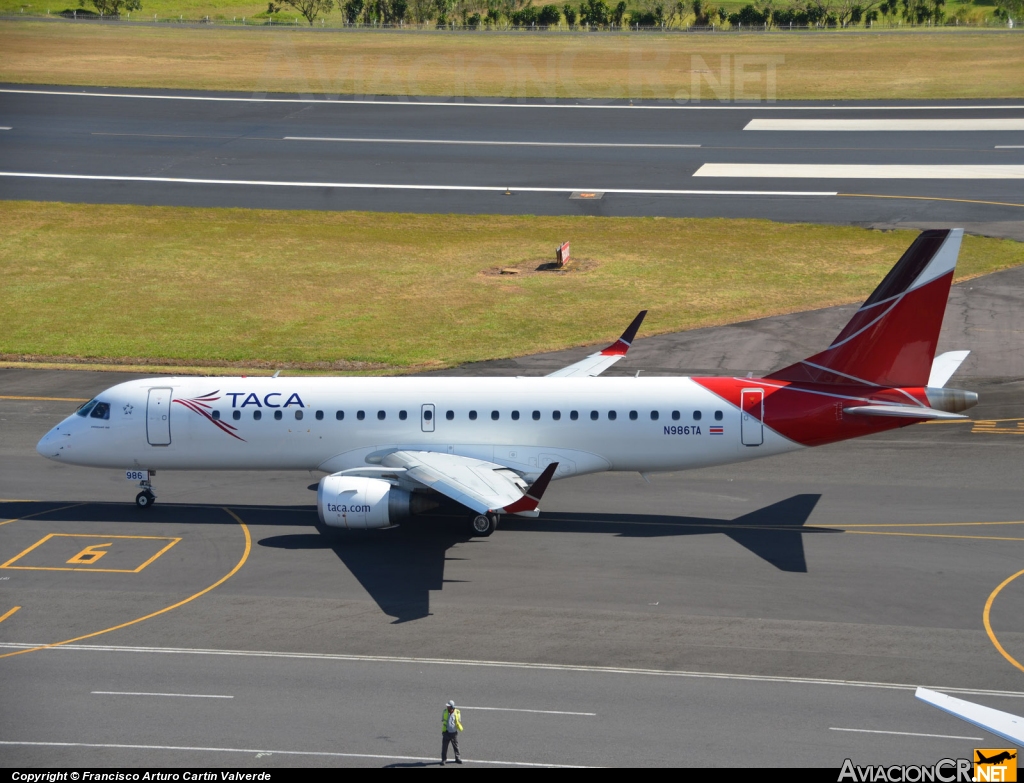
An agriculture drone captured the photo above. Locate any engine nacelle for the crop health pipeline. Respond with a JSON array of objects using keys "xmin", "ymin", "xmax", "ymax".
[{"xmin": 317, "ymin": 476, "xmax": 436, "ymax": 529}]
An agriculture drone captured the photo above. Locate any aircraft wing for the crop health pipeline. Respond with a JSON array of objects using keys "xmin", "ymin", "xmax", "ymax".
[
  {"xmin": 546, "ymin": 310, "xmax": 647, "ymax": 378},
  {"xmin": 915, "ymin": 687, "xmax": 1024, "ymax": 745},
  {"xmin": 380, "ymin": 451, "xmax": 558, "ymax": 516}
]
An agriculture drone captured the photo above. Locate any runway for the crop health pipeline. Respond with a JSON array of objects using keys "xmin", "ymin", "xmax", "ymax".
[
  {"xmin": 2, "ymin": 264, "xmax": 1024, "ymax": 766},
  {"xmin": 1, "ymin": 86, "xmax": 1023, "ymax": 233}
]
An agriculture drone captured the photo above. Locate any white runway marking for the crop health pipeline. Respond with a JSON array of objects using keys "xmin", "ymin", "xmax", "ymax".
[
  {"xmin": 996, "ymin": 145, "xmax": 1024, "ymax": 149},
  {"xmin": 694, "ymin": 163, "xmax": 1024, "ymax": 179},
  {"xmin": 745, "ymin": 118, "xmax": 1024, "ymax": 132},
  {"xmin": 460, "ymin": 705, "xmax": 596, "ymax": 716},
  {"xmin": 4, "ymin": 642, "xmax": 1024, "ymax": 699},
  {"xmin": 286, "ymin": 136, "xmax": 699, "ymax": 149},
  {"xmin": 91, "ymin": 690, "xmax": 233, "ymax": 699},
  {"xmin": 3, "ymin": 88, "xmax": 1024, "ymax": 112},
  {"xmin": 830, "ymin": 727, "xmax": 984, "ymax": 741},
  {"xmin": 0, "ymin": 172, "xmax": 836, "ymax": 197},
  {"xmin": 0, "ymin": 740, "xmax": 588, "ymax": 768},
  {"xmin": 0, "ymin": 127, "xmax": 11, "ymax": 130}
]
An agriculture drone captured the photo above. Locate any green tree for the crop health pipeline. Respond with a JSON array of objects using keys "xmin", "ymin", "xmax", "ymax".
[
  {"xmin": 80, "ymin": 0, "xmax": 140, "ymax": 16},
  {"xmin": 281, "ymin": 0, "xmax": 335, "ymax": 24},
  {"xmin": 995, "ymin": 0, "xmax": 1023, "ymax": 22},
  {"xmin": 562, "ymin": 2, "xmax": 577, "ymax": 23}
]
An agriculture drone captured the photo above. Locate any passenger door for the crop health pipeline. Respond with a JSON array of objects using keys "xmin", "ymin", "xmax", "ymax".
[
  {"xmin": 147, "ymin": 388, "xmax": 172, "ymax": 446},
  {"xmin": 740, "ymin": 388, "xmax": 763, "ymax": 447}
]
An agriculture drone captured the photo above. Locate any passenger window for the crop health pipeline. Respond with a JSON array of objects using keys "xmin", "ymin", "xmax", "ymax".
[
  {"xmin": 570, "ymin": 411, "xmax": 579, "ymax": 421},
  {"xmin": 274, "ymin": 410, "xmax": 283, "ymax": 421},
  {"xmin": 336, "ymin": 410, "xmax": 344, "ymax": 421},
  {"xmin": 608, "ymin": 411, "xmax": 617, "ymax": 421},
  {"xmin": 650, "ymin": 411, "xmax": 659, "ymax": 421},
  {"xmin": 693, "ymin": 411, "xmax": 702, "ymax": 421},
  {"xmin": 254, "ymin": 410, "xmax": 262, "ymax": 421},
  {"xmin": 377, "ymin": 411, "xmax": 386, "ymax": 420},
  {"xmin": 315, "ymin": 410, "xmax": 324, "ymax": 421},
  {"xmin": 295, "ymin": 410, "xmax": 303, "ymax": 420},
  {"xmin": 629, "ymin": 410, "xmax": 638, "ymax": 421},
  {"xmin": 552, "ymin": 411, "xmax": 561, "ymax": 421},
  {"xmin": 90, "ymin": 402, "xmax": 110, "ymax": 420},
  {"xmin": 590, "ymin": 410, "xmax": 599, "ymax": 421},
  {"xmin": 532, "ymin": 411, "xmax": 540, "ymax": 421},
  {"xmin": 491, "ymin": 410, "xmax": 499, "ymax": 421},
  {"xmin": 469, "ymin": 410, "xmax": 478, "ymax": 421},
  {"xmin": 672, "ymin": 411, "xmax": 680, "ymax": 421},
  {"xmin": 399, "ymin": 410, "xmax": 407, "ymax": 421},
  {"xmin": 233, "ymin": 410, "xmax": 241, "ymax": 421},
  {"xmin": 424, "ymin": 409, "xmax": 433, "ymax": 421},
  {"xmin": 357, "ymin": 411, "xmax": 365, "ymax": 421},
  {"xmin": 446, "ymin": 410, "xmax": 454, "ymax": 421},
  {"xmin": 212, "ymin": 410, "xmax": 221, "ymax": 420},
  {"xmin": 511, "ymin": 411, "xmax": 520, "ymax": 421},
  {"xmin": 714, "ymin": 410, "xmax": 723, "ymax": 421},
  {"xmin": 76, "ymin": 400, "xmax": 98, "ymax": 417}
]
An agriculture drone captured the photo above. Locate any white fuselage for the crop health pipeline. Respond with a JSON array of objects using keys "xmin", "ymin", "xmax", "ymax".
[{"xmin": 37, "ymin": 376, "xmax": 801, "ymax": 481}]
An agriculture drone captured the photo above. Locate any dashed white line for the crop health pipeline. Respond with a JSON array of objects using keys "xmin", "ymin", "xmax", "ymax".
[
  {"xmin": 0, "ymin": 126, "xmax": 11, "ymax": 130},
  {"xmin": 288, "ymin": 137, "xmax": 700, "ymax": 148},
  {"xmin": 460, "ymin": 705, "xmax": 596, "ymax": 716},
  {"xmin": 0, "ymin": 740, "xmax": 588, "ymax": 768},
  {"xmin": 694, "ymin": 163, "xmax": 1024, "ymax": 179},
  {"xmin": 0, "ymin": 172, "xmax": 835, "ymax": 197},
  {"xmin": 91, "ymin": 690, "xmax": 233, "ymax": 699},
  {"xmin": 996, "ymin": 145, "xmax": 1024, "ymax": 149},
  {"xmin": 3, "ymin": 88, "xmax": 1024, "ymax": 111},
  {"xmin": 830, "ymin": 727, "xmax": 984, "ymax": 741},
  {"xmin": 4, "ymin": 642, "xmax": 1024, "ymax": 700},
  {"xmin": 746, "ymin": 118, "xmax": 1024, "ymax": 131}
]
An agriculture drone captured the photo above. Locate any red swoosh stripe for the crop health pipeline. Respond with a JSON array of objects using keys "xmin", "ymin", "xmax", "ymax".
[{"xmin": 174, "ymin": 397, "xmax": 246, "ymax": 442}]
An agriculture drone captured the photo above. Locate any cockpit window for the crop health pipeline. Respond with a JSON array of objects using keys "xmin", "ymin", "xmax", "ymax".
[
  {"xmin": 76, "ymin": 400, "xmax": 98, "ymax": 417},
  {"xmin": 90, "ymin": 402, "xmax": 111, "ymax": 420}
]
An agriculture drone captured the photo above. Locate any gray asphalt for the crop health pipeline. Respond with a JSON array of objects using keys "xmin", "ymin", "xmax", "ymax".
[
  {"xmin": 2, "ymin": 265, "xmax": 1023, "ymax": 766},
  {"xmin": 1, "ymin": 86, "xmax": 1023, "ymax": 233}
]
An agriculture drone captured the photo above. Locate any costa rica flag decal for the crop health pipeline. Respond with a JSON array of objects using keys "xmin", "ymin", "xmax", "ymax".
[{"xmin": 709, "ymin": 426, "xmax": 724, "ymax": 435}]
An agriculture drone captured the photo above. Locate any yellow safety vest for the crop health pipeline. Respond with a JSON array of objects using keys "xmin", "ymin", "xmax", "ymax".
[{"xmin": 442, "ymin": 708, "xmax": 463, "ymax": 733}]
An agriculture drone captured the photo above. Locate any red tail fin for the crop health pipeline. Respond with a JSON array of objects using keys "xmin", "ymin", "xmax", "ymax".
[{"xmin": 767, "ymin": 229, "xmax": 963, "ymax": 388}]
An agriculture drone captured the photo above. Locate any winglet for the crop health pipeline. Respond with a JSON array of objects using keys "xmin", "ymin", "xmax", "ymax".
[
  {"xmin": 498, "ymin": 462, "xmax": 559, "ymax": 514},
  {"xmin": 600, "ymin": 310, "xmax": 648, "ymax": 356}
]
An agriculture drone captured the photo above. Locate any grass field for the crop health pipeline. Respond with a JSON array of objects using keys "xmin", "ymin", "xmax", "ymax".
[
  {"xmin": 2, "ymin": 21, "xmax": 1023, "ymax": 99},
  {"xmin": 1, "ymin": 201, "xmax": 1021, "ymax": 374},
  {"xmin": 0, "ymin": 0, "xmax": 1000, "ymax": 24}
]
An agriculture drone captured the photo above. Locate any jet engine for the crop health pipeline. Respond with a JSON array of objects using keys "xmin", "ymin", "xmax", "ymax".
[{"xmin": 317, "ymin": 475, "xmax": 437, "ymax": 529}]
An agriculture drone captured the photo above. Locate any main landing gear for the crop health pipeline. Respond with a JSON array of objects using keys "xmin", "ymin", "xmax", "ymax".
[
  {"xmin": 470, "ymin": 513, "xmax": 498, "ymax": 537},
  {"xmin": 135, "ymin": 474, "xmax": 157, "ymax": 509}
]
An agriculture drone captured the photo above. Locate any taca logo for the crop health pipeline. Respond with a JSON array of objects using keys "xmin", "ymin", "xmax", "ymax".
[{"xmin": 225, "ymin": 393, "xmax": 305, "ymax": 409}]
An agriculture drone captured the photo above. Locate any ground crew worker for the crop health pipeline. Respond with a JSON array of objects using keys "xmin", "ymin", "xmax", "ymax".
[{"xmin": 441, "ymin": 699, "xmax": 463, "ymax": 765}]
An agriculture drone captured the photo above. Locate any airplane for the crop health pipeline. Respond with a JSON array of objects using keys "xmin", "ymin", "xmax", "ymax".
[
  {"xmin": 916, "ymin": 687, "xmax": 1024, "ymax": 746},
  {"xmin": 36, "ymin": 229, "xmax": 978, "ymax": 538}
]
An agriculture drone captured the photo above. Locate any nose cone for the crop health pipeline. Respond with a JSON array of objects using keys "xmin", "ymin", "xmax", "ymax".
[{"xmin": 37, "ymin": 426, "xmax": 64, "ymax": 460}]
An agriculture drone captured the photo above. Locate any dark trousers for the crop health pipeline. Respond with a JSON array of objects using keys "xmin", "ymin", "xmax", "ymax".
[{"xmin": 442, "ymin": 731, "xmax": 460, "ymax": 761}]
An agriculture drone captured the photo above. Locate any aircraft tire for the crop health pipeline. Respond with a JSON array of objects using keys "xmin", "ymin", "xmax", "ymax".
[
  {"xmin": 470, "ymin": 513, "xmax": 496, "ymax": 537},
  {"xmin": 135, "ymin": 491, "xmax": 155, "ymax": 509}
]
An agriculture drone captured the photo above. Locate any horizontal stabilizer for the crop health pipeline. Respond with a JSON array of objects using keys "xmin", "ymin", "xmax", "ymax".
[
  {"xmin": 916, "ymin": 687, "xmax": 1024, "ymax": 745},
  {"xmin": 928, "ymin": 350, "xmax": 971, "ymax": 388},
  {"xmin": 547, "ymin": 311, "xmax": 647, "ymax": 378},
  {"xmin": 844, "ymin": 405, "xmax": 966, "ymax": 420}
]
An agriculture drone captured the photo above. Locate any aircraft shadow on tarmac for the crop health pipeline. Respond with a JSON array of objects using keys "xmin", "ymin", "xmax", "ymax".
[
  {"xmin": 259, "ymin": 493, "xmax": 828, "ymax": 623},
  {"xmin": 3, "ymin": 494, "xmax": 829, "ymax": 625}
]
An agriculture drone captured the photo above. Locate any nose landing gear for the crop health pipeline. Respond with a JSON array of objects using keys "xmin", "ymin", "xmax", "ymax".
[{"xmin": 135, "ymin": 475, "xmax": 156, "ymax": 508}]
